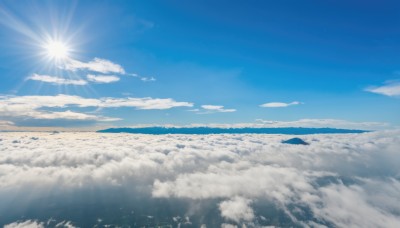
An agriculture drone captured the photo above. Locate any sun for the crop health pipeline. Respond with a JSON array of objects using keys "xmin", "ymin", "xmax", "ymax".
[{"xmin": 44, "ymin": 40, "xmax": 70, "ymax": 59}]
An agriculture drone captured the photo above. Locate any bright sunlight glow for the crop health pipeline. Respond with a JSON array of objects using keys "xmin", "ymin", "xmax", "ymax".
[{"xmin": 45, "ymin": 40, "xmax": 69, "ymax": 59}]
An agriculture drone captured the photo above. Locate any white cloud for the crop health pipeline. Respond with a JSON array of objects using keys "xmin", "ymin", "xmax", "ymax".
[
  {"xmin": 128, "ymin": 73, "xmax": 157, "ymax": 82},
  {"xmin": 32, "ymin": 110, "xmax": 120, "ymax": 121},
  {"xmin": 63, "ymin": 58, "xmax": 125, "ymax": 74},
  {"xmin": 140, "ymin": 76, "xmax": 156, "ymax": 82},
  {"xmin": 199, "ymin": 105, "xmax": 236, "ymax": 113},
  {"xmin": 0, "ymin": 94, "xmax": 192, "ymax": 125},
  {"xmin": 254, "ymin": 118, "xmax": 390, "ymax": 130},
  {"xmin": 259, "ymin": 101, "xmax": 301, "ymax": 108},
  {"xmin": 0, "ymin": 94, "xmax": 193, "ymax": 110},
  {"xmin": 1, "ymin": 131, "xmax": 400, "ymax": 226},
  {"xmin": 0, "ymin": 120, "xmax": 14, "ymax": 127},
  {"xmin": 0, "ymin": 108, "xmax": 118, "ymax": 123},
  {"xmin": 365, "ymin": 81, "xmax": 400, "ymax": 97},
  {"xmin": 310, "ymin": 183, "xmax": 400, "ymax": 228},
  {"xmin": 60, "ymin": 57, "xmax": 156, "ymax": 83},
  {"xmin": 4, "ymin": 220, "xmax": 44, "ymax": 228},
  {"xmin": 221, "ymin": 224, "xmax": 238, "ymax": 228},
  {"xmin": 201, "ymin": 105, "xmax": 225, "ymax": 110},
  {"xmin": 86, "ymin": 74, "xmax": 120, "ymax": 83},
  {"xmin": 28, "ymin": 74, "xmax": 87, "ymax": 85},
  {"xmin": 101, "ymin": 97, "xmax": 193, "ymax": 110},
  {"xmin": 219, "ymin": 197, "xmax": 254, "ymax": 222},
  {"xmin": 4, "ymin": 220, "xmax": 75, "ymax": 228}
]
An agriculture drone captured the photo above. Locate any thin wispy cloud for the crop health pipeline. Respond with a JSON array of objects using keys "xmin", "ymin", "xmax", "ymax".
[
  {"xmin": 365, "ymin": 81, "xmax": 400, "ymax": 97},
  {"xmin": 63, "ymin": 58, "xmax": 126, "ymax": 74},
  {"xmin": 0, "ymin": 120, "xmax": 14, "ymax": 127},
  {"xmin": 254, "ymin": 118, "xmax": 389, "ymax": 130},
  {"xmin": 28, "ymin": 73, "xmax": 87, "ymax": 85},
  {"xmin": 259, "ymin": 101, "xmax": 301, "ymax": 108},
  {"xmin": 200, "ymin": 105, "xmax": 236, "ymax": 113},
  {"xmin": 129, "ymin": 73, "xmax": 157, "ymax": 82},
  {"xmin": 4, "ymin": 220, "xmax": 75, "ymax": 228},
  {"xmin": 32, "ymin": 110, "xmax": 119, "ymax": 121},
  {"xmin": 140, "ymin": 76, "xmax": 156, "ymax": 82},
  {"xmin": 87, "ymin": 74, "xmax": 120, "ymax": 83},
  {"xmin": 61, "ymin": 58, "xmax": 157, "ymax": 84}
]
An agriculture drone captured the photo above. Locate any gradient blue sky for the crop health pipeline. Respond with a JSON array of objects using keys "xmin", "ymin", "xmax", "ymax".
[{"xmin": 0, "ymin": 0, "xmax": 399, "ymax": 130}]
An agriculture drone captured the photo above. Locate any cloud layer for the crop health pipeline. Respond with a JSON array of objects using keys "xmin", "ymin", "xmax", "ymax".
[{"xmin": 1, "ymin": 131, "xmax": 399, "ymax": 227}]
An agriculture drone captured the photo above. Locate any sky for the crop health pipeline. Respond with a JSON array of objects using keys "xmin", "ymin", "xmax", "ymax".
[{"xmin": 0, "ymin": 0, "xmax": 399, "ymax": 130}]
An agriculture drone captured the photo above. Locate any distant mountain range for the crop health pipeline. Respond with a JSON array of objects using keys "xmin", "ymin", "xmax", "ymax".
[{"xmin": 97, "ymin": 127, "xmax": 368, "ymax": 135}]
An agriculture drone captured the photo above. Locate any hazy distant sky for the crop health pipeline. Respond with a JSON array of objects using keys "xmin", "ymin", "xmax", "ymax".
[{"xmin": 0, "ymin": 0, "xmax": 399, "ymax": 130}]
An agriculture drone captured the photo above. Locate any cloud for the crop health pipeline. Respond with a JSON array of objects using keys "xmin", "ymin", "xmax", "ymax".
[
  {"xmin": 4, "ymin": 220, "xmax": 44, "ymax": 228},
  {"xmin": 365, "ymin": 81, "xmax": 400, "ymax": 97},
  {"xmin": 1, "ymin": 131, "xmax": 399, "ymax": 226},
  {"xmin": 0, "ymin": 94, "xmax": 192, "ymax": 126},
  {"xmin": 28, "ymin": 74, "xmax": 87, "ymax": 85},
  {"xmin": 0, "ymin": 120, "xmax": 14, "ymax": 127},
  {"xmin": 219, "ymin": 197, "xmax": 254, "ymax": 223},
  {"xmin": 253, "ymin": 118, "xmax": 390, "ymax": 130},
  {"xmin": 126, "ymin": 118, "xmax": 391, "ymax": 130},
  {"xmin": 86, "ymin": 74, "xmax": 120, "ymax": 83},
  {"xmin": 4, "ymin": 220, "xmax": 76, "ymax": 228},
  {"xmin": 259, "ymin": 101, "xmax": 301, "ymax": 108},
  {"xmin": 0, "ymin": 94, "xmax": 193, "ymax": 110},
  {"xmin": 61, "ymin": 58, "xmax": 156, "ymax": 83},
  {"xmin": 140, "ymin": 76, "xmax": 156, "ymax": 82},
  {"xmin": 63, "ymin": 58, "xmax": 125, "ymax": 74},
  {"xmin": 129, "ymin": 73, "xmax": 157, "ymax": 82},
  {"xmin": 100, "ymin": 97, "xmax": 193, "ymax": 110},
  {"xmin": 199, "ymin": 105, "xmax": 236, "ymax": 113},
  {"xmin": 30, "ymin": 110, "xmax": 120, "ymax": 121}
]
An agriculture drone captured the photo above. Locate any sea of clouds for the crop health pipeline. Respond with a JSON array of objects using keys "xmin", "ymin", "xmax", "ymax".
[{"xmin": 0, "ymin": 131, "xmax": 399, "ymax": 227}]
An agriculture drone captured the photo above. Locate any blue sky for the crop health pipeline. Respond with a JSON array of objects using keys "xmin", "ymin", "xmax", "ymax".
[{"xmin": 0, "ymin": 0, "xmax": 399, "ymax": 130}]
